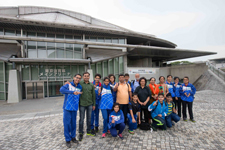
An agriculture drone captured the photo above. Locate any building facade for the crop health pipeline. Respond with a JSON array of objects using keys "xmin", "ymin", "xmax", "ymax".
[{"xmin": 0, "ymin": 6, "xmax": 215, "ymax": 101}]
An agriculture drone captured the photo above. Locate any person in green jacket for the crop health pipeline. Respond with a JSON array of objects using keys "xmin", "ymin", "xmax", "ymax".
[{"xmin": 78, "ymin": 72, "xmax": 96, "ymax": 141}]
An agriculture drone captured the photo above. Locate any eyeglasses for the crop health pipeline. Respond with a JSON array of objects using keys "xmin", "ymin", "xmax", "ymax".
[
  {"xmin": 76, "ymin": 77, "xmax": 81, "ymax": 80},
  {"xmin": 95, "ymin": 78, "xmax": 100, "ymax": 80}
]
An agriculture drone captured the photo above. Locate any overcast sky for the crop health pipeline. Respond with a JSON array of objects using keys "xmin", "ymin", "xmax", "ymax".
[{"xmin": 2, "ymin": 0, "xmax": 225, "ymax": 62}]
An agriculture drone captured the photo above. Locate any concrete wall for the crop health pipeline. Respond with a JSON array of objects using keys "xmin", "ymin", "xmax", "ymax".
[{"xmin": 127, "ymin": 63, "xmax": 208, "ymax": 84}]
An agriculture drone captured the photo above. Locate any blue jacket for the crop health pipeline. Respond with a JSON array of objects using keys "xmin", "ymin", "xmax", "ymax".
[
  {"xmin": 166, "ymin": 81, "xmax": 175, "ymax": 97},
  {"xmin": 173, "ymin": 82, "xmax": 182, "ymax": 97},
  {"xmin": 148, "ymin": 101, "xmax": 168, "ymax": 120},
  {"xmin": 109, "ymin": 82, "xmax": 117, "ymax": 103},
  {"xmin": 92, "ymin": 80, "xmax": 101, "ymax": 106},
  {"xmin": 60, "ymin": 81, "xmax": 82, "ymax": 111},
  {"xmin": 108, "ymin": 110, "xmax": 124, "ymax": 129},
  {"xmin": 179, "ymin": 83, "xmax": 196, "ymax": 102},
  {"xmin": 99, "ymin": 84, "xmax": 114, "ymax": 110}
]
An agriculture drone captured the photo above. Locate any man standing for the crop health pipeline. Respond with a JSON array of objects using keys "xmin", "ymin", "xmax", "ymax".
[
  {"xmin": 114, "ymin": 74, "xmax": 132, "ymax": 124},
  {"xmin": 79, "ymin": 72, "xmax": 96, "ymax": 141},
  {"xmin": 60, "ymin": 74, "xmax": 82, "ymax": 148},
  {"xmin": 132, "ymin": 73, "xmax": 140, "ymax": 92}
]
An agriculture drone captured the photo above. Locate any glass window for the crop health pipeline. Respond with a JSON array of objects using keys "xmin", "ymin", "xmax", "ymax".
[
  {"xmin": 56, "ymin": 34, "xmax": 64, "ymax": 39},
  {"xmin": 0, "ymin": 92, "xmax": 5, "ymax": 100},
  {"xmin": 91, "ymin": 64, "xmax": 96, "ymax": 79},
  {"xmin": 65, "ymin": 43, "xmax": 73, "ymax": 59},
  {"xmin": 79, "ymin": 65, "xmax": 85, "ymax": 74},
  {"xmin": 28, "ymin": 49, "xmax": 37, "ymax": 58},
  {"xmin": 108, "ymin": 59, "xmax": 114, "ymax": 74},
  {"xmin": 0, "ymin": 83, "xmax": 4, "ymax": 91},
  {"xmin": 85, "ymin": 36, "xmax": 90, "ymax": 41},
  {"xmin": 5, "ymin": 63, "xmax": 12, "ymax": 82},
  {"xmin": 119, "ymin": 56, "xmax": 124, "ymax": 73},
  {"xmin": 47, "ymin": 47, "xmax": 55, "ymax": 58},
  {"xmin": 22, "ymin": 65, "xmax": 30, "ymax": 80},
  {"xmin": 16, "ymin": 30, "xmax": 21, "ymax": 36},
  {"xmin": 90, "ymin": 36, "xmax": 97, "ymax": 42},
  {"xmin": 31, "ymin": 65, "xmax": 38, "ymax": 80},
  {"xmin": 74, "ymin": 44, "xmax": 82, "ymax": 59},
  {"xmin": 65, "ymin": 35, "xmax": 73, "ymax": 39},
  {"xmin": 105, "ymin": 38, "xmax": 111, "ymax": 43},
  {"xmin": 56, "ymin": 43, "xmax": 64, "ymax": 58},
  {"xmin": 103, "ymin": 61, "xmax": 108, "ymax": 77},
  {"xmin": 114, "ymin": 57, "xmax": 119, "ymax": 74},
  {"xmin": 119, "ymin": 38, "xmax": 125, "ymax": 44},
  {"xmin": 37, "ymin": 42, "xmax": 47, "ymax": 58},
  {"xmin": 5, "ymin": 83, "xmax": 8, "ymax": 92},
  {"xmin": 48, "ymin": 65, "xmax": 55, "ymax": 81},
  {"xmin": 97, "ymin": 37, "xmax": 104, "ymax": 42},
  {"xmin": 47, "ymin": 33, "xmax": 55, "ymax": 38},
  {"xmin": 27, "ymin": 32, "xmax": 36, "ymax": 37},
  {"xmin": 48, "ymin": 81, "xmax": 63, "ymax": 97},
  {"xmin": 37, "ymin": 33, "xmax": 45, "ymax": 37},
  {"xmin": 71, "ymin": 66, "xmax": 78, "ymax": 78},
  {"xmin": 97, "ymin": 62, "xmax": 102, "ymax": 75},
  {"xmin": 112, "ymin": 38, "xmax": 118, "ymax": 44},
  {"xmin": 0, "ymin": 28, "xmax": 3, "ymax": 35},
  {"xmin": 0, "ymin": 62, "xmax": 4, "ymax": 82},
  {"xmin": 64, "ymin": 65, "xmax": 71, "ymax": 79},
  {"xmin": 74, "ymin": 36, "xmax": 82, "ymax": 40},
  {"xmin": 4, "ymin": 29, "xmax": 15, "ymax": 36},
  {"xmin": 39, "ymin": 65, "xmax": 47, "ymax": 80},
  {"xmin": 56, "ymin": 65, "xmax": 63, "ymax": 81}
]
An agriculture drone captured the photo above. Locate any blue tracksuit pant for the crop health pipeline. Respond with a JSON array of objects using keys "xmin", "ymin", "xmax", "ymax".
[
  {"xmin": 91, "ymin": 104, "xmax": 99, "ymax": 129},
  {"xmin": 127, "ymin": 113, "xmax": 137, "ymax": 131},
  {"xmin": 101, "ymin": 109, "xmax": 111, "ymax": 133},
  {"xmin": 110, "ymin": 123, "xmax": 125, "ymax": 137},
  {"xmin": 63, "ymin": 109, "xmax": 77, "ymax": 142},
  {"xmin": 166, "ymin": 112, "xmax": 180, "ymax": 128}
]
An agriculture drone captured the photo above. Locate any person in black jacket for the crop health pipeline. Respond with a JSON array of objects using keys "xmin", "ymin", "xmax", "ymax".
[{"xmin": 134, "ymin": 77, "xmax": 151, "ymax": 123}]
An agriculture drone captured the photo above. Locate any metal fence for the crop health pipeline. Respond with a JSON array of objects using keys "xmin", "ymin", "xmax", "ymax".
[{"xmin": 208, "ymin": 62, "xmax": 225, "ymax": 82}]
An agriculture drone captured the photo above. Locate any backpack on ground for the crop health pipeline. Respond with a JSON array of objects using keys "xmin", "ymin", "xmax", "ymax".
[{"xmin": 139, "ymin": 121, "xmax": 151, "ymax": 130}]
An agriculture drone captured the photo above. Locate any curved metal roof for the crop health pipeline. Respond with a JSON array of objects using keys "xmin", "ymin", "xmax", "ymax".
[{"xmin": 0, "ymin": 6, "xmax": 176, "ymax": 48}]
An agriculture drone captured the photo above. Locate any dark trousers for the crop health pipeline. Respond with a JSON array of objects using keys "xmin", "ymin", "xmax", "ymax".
[
  {"xmin": 182, "ymin": 101, "xmax": 194, "ymax": 120},
  {"xmin": 110, "ymin": 123, "xmax": 125, "ymax": 137},
  {"xmin": 174, "ymin": 97, "xmax": 182, "ymax": 117},
  {"xmin": 165, "ymin": 112, "xmax": 180, "ymax": 128},
  {"xmin": 79, "ymin": 105, "xmax": 92, "ymax": 134},
  {"xmin": 152, "ymin": 116, "xmax": 167, "ymax": 130},
  {"xmin": 120, "ymin": 104, "xmax": 128, "ymax": 124},
  {"xmin": 140, "ymin": 108, "xmax": 150, "ymax": 123}
]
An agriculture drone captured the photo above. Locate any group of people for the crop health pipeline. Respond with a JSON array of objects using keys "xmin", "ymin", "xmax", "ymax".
[{"xmin": 60, "ymin": 72, "xmax": 196, "ymax": 148}]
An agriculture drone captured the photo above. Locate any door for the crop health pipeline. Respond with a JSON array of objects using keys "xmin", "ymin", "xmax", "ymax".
[{"xmin": 26, "ymin": 82, "xmax": 44, "ymax": 99}]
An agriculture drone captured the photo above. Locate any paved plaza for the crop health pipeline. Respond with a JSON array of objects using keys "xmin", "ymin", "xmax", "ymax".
[{"xmin": 0, "ymin": 90, "xmax": 225, "ymax": 150}]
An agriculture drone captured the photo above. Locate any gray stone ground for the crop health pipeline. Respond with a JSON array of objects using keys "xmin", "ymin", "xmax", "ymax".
[{"xmin": 0, "ymin": 90, "xmax": 225, "ymax": 150}]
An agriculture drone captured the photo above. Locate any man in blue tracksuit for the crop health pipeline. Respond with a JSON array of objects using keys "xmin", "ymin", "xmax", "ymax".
[
  {"xmin": 60, "ymin": 74, "xmax": 82, "ymax": 148},
  {"xmin": 91, "ymin": 74, "xmax": 102, "ymax": 133},
  {"xmin": 166, "ymin": 75, "xmax": 175, "ymax": 99},
  {"xmin": 173, "ymin": 77, "xmax": 182, "ymax": 117},
  {"xmin": 179, "ymin": 76, "xmax": 196, "ymax": 122}
]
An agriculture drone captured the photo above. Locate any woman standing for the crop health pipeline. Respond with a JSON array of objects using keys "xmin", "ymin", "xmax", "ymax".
[
  {"xmin": 158, "ymin": 76, "xmax": 168, "ymax": 98},
  {"xmin": 134, "ymin": 77, "xmax": 151, "ymax": 123},
  {"xmin": 148, "ymin": 77, "xmax": 159, "ymax": 104},
  {"xmin": 108, "ymin": 74, "xmax": 117, "ymax": 103}
]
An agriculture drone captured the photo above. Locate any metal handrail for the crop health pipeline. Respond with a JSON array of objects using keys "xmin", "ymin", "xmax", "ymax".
[{"xmin": 207, "ymin": 62, "xmax": 225, "ymax": 82}]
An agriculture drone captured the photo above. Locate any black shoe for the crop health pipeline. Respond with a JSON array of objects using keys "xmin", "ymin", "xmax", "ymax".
[
  {"xmin": 95, "ymin": 127, "xmax": 99, "ymax": 133},
  {"xmin": 87, "ymin": 129, "xmax": 96, "ymax": 136},
  {"xmin": 71, "ymin": 138, "xmax": 78, "ymax": 143},
  {"xmin": 79, "ymin": 133, "xmax": 83, "ymax": 141},
  {"xmin": 66, "ymin": 141, "xmax": 71, "ymax": 148}
]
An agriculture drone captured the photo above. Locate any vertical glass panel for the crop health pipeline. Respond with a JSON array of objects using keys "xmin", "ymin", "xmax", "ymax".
[
  {"xmin": 103, "ymin": 61, "xmax": 108, "ymax": 77},
  {"xmin": 74, "ymin": 35, "xmax": 82, "ymax": 40},
  {"xmin": 44, "ymin": 82, "xmax": 47, "ymax": 97},
  {"xmin": 74, "ymin": 53, "xmax": 82, "ymax": 59},
  {"xmin": 114, "ymin": 57, "xmax": 119, "ymax": 74},
  {"xmin": 91, "ymin": 64, "xmax": 96, "ymax": 79},
  {"xmin": 47, "ymin": 33, "xmax": 55, "ymax": 38},
  {"xmin": 0, "ymin": 28, "xmax": 3, "ymax": 35},
  {"xmin": 119, "ymin": 56, "xmax": 124, "ymax": 73},
  {"xmin": 64, "ymin": 65, "xmax": 71, "ymax": 79},
  {"xmin": 28, "ymin": 41, "xmax": 37, "ymax": 58},
  {"xmin": 56, "ymin": 34, "xmax": 64, "ymax": 39},
  {"xmin": 85, "ymin": 36, "xmax": 89, "ymax": 41},
  {"xmin": 65, "ymin": 35, "xmax": 73, "ymax": 39},
  {"xmin": 22, "ymin": 65, "xmax": 30, "ymax": 80},
  {"xmin": 0, "ymin": 83, "xmax": 4, "ymax": 91},
  {"xmin": 16, "ymin": 30, "xmax": 21, "ymax": 36},
  {"xmin": 5, "ymin": 83, "xmax": 8, "ymax": 92},
  {"xmin": 22, "ymin": 82, "xmax": 26, "ymax": 99},
  {"xmin": 0, "ymin": 92, "xmax": 4, "ymax": 100},
  {"xmin": 0, "ymin": 62, "xmax": 4, "ymax": 82},
  {"xmin": 37, "ymin": 42, "xmax": 47, "ymax": 58},
  {"xmin": 56, "ymin": 43, "xmax": 64, "ymax": 58},
  {"xmin": 90, "ymin": 36, "xmax": 97, "ymax": 42},
  {"xmin": 49, "ymin": 81, "xmax": 63, "ymax": 97},
  {"xmin": 65, "ymin": 43, "xmax": 73, "ymax": 59},
  {"xmin": 97, "ymin": 62, "xmax": 102, "ymax": 75},
  {"xmin": 5, "ymin": 63, "xmax": 12, "ymax": 82},
  {"xmin": 71, "ymin": 65, "xmax": 78, "ymax": 78},
  {"xmin": 119, "ymin": 38, "xmax": 125, "ymax": 44},
  {"xmin": 31, "ymin": 65, "xmax": 38, "ymax": 80},
  {"xmin": 79, "ymin": 65, "xmax": 85, "ymax": 74},
  {"xmin": 74, "ymin": 44, "xmax": 82, "ymax": 59},
  {"xmin": 112, "ymin": 38, "xmax": 118, "ymax": 44},
  {"xmin": 108, "ymin": 59, "xmax": 114, "ymax": 74},
  {"xmin": 56, "ymin": 65, "xmax": 63, "ymax": 81},
  {"xmin": 4, "ymin": 29, "xmax": 15, "ymax": 36},
  {"xmin": 48, "ymin": 65, "xmax": 55, "ymax": 81},
  {"xmin": 27, "ymin": 32, "xmax": 36, "ymax": 37},
  {"xmin": 97, "ymin": 37, "xmax": 104, "ymax": 42},
  {"xmin": 39, "ymin": 65, "xmax": 47, "ymax": 80},
  {"xmin": 105, "ymin": 38, "xmax": 111, "ymax": 43},
  {"xmin": 47, "ymin": 47, "xmax": 55, "ymax": 58},
  {"xmin": 37, "ymin": 33, "xmax": 45, "ymax": 37}
]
